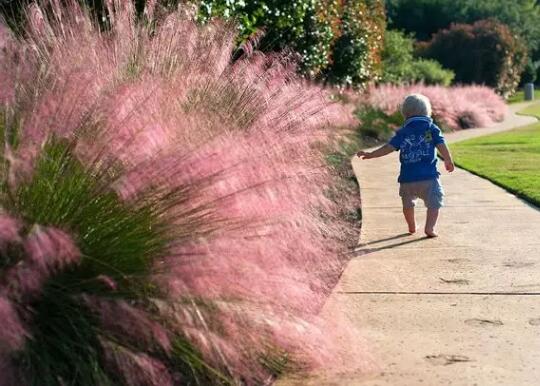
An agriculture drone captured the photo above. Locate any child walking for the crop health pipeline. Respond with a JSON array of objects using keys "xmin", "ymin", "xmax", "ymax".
[{"xmin": 357, "ymin": 94, "xmax": 455, "ymax": 237}]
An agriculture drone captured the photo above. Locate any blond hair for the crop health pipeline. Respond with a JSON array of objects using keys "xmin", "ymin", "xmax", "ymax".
[{"xmin": 401, "ymin": 94, "xmax": 432, "ymax": 118}]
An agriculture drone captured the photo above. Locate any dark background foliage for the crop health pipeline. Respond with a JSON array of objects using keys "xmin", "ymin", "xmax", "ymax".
[
  {"xmin": 386, "ymin": 0, "xmax": 540, "ymax": 52},
  {"xmin": 380, "ymin": 29, "xmax": 454, "ymax": 86},
  {"xmin": 386, "ymin": 0, "xmax": 540, "ymax": 81},
  {"xmin": 417, "ymin": 19, "xmax": 528, "ymax": 96},
  {"xmin": 3, "ymin": 0, "xmax": 537, "ymax": 90}
]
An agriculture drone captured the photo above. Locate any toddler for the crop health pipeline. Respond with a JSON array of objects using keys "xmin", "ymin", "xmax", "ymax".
[{"xmin": 357, "ymin": 94, "xmax": 455, "ymax": 237}]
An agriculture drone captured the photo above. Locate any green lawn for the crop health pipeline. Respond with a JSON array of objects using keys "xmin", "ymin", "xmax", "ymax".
[
  {"xmin": 517, "ymin": 102, "xmax": 540, "ymax": 119},
  {"xmin": 451, "ymin": 123, "xmax": 540, "ymax": 207},
  {"xmin": 508, "ymin": 90, "xmax": 540, "ymax": 104}
]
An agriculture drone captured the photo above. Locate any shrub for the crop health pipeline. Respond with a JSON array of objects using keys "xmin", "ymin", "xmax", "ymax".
[
  {"xmin": 197, "ymin": 0, "xmax": 342, "ymax": 77},
  {"xmin": 326, "ymin": 0, "xmax": 386, "ymax": 86},
  {"xmin": 354, "ymin": 105, "xmax": 403, "ymax": 146},
  {"xmin": 197, "ymin": 0, "xmax": 386, "ymax": 87},
  {"xmin": 380, "ymin": 30, "xmax": 454, "ymax": 86},
  {"xmin": 365, "ymin": 84, "xmax": 507, "ymax": 131},
  {"xmin": 418, "ymin": 19, "xmax": 528, "ymax": 96},
  {"xmin": 386, "ymin": 0, "xmax": 540, "ymax": 59},
  {"xmin": 380, "ymin": 29, "xmax": 416, "ymax": 84},
  {"xmin": 0, "ymin": 1, "xmax": 366, "ymax": 384},
  {"xmin": 387, "ymin": 0, "xmax": 540, "ymax": 85},
  {"xmin": 410, "ymin": 59, "xmax": 454, "ymax": 86}
]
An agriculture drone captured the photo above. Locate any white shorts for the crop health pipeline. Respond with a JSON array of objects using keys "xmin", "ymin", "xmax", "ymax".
[{"xmin": 399, "ymin": 178, "xmax": 444, "ymax": 209}]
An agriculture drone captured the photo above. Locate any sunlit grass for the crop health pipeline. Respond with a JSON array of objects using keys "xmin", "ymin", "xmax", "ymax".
[
  {"xmin": 451, "ymin": 123, "xmax": 540, "ymax": 207},
  {"xmin": 508, "ymin": 90, "xmax": 540, "ymax": 104},
  {"xmin": 517, "ymin": 101, "xmax": 540, "ymax": 119}
]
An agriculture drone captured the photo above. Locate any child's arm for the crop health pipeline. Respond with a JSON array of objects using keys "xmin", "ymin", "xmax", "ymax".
[
  {"xmin": 436, "ymin": 143, "xmax": 455, "ymax": 172},
  {"xmin": 357, "ymin": 144, "xmax": 396, "ymax": 159}
]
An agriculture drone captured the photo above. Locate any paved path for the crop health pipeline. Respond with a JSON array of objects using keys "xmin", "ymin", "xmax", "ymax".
[{"xmin": 281, "ymin": 103, "xmax": 540, "ymax": 385}]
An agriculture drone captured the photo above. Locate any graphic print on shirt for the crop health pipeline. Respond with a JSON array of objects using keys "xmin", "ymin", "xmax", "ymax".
[{"xmin": 400, "ymin": 131, "xmax": 432, "ymax": 164}]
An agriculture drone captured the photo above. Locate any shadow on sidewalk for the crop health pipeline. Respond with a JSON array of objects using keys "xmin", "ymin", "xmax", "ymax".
[
  {"xmin": 354, "ymin": 233, "xmax": 429, "ymax": 255},
  {"xmin": 361, "ymin": 233, "xmax": 411, "ymax": 245}
]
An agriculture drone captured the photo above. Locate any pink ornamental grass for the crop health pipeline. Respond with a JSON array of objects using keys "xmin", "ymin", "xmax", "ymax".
[
  {"xmin": 24, "ymin": 226, "xmax": 81, "ymax": 271},
  {"xmin": 83, "ymin": 296, "xmax": 172, "ymax": 353},
  {"xmin": 101, "ymin": 340, "xmax": 175, "ymax": 386},
  {"xmin": 0, "ymin": 296, "xmax": 27, "ymax": 353},
  {"xmin": 0, "ymin": 214, "xmax": 21, "ymax": 248},
  {"xmin": 0, "ymin": 0, "xmax": 366, "ymax": 384},
  {"xmin": 365, "ymin": 84, "xmax": 508, "ymax": 130}
]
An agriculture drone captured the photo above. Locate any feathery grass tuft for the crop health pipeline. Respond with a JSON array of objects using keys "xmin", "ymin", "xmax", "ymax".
[{"xmin": 0, "ymin": 1, "xmax": 367, "ymax": 384}]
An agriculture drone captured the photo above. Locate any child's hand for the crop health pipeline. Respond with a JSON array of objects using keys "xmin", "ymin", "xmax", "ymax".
[
  {"xmin": 356, "ymin": 150, "xmax": 372, "ymax": 159},
  {"xmin": 445, "ymin": 159, "xmax": 455, "ymax": 172},
  {"xmin": 357, "ymin": 145, "xmax": 393, "ymax": 159}
]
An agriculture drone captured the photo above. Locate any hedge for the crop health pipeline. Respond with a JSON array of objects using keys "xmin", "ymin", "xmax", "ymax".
[
  {"xmin": 418, "ymin": 19, "xmax": 527, "ymax": 96},
  {"xmin": 197, "ymin": 0, "xmax": 386, "ymax": 87}
]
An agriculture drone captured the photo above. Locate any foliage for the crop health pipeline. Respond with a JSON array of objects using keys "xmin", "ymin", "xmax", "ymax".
[
  {"xmin": 386, "ymin": 0, "xmax": 540, "ymax": 59},
  {"xmin": 197, "ymin": 0, "xmax": 341, "ymax": 77},
  {"xmin": 197, "ymin": 0, "xmax": 386, "ymax": 87},
  {"xmin": 0, "ymin": 1, "xmax": 366, "ymax": 384},
  {"xmin": 326, "ymin": 0, "xmax": 386, "ymax": 87},
  {"xmin": 452, "ymin": 122, "xmax": 540, "ymax": 207},
  {"xmin": 417, "ymin": 19, "xmax": 528, "ymax": 96},
  {"xmin": 410, "ymin": 59, "xmax": 454, "ymax": 86},
  {"xmin": 0, "ymin": 134, "xmax": 219, "ymax": 385},
  {"xmin": 521, "ymin": 59, "xmax": 539, "ymax": 85},
  {"xmin": 380, "ymin": 30, "xmax": 454, "ymax": 86},
  {"xmin": 518, "ymin": 101, "xmax": 540, "ymax": 119},
  {"xmin": 0, "ymin": 0, "xmax": 386, "ymax": 87},
  {"xmin": 354, "ymin": 105, "xmax": 403, "ymax": 145},
  {"xmin": 365, "ymin": 84, "xmax": 507, "ymax": 131},
  {"xmin": 380, "ymin": 29, "xmax": 416, "ymax": 83}
]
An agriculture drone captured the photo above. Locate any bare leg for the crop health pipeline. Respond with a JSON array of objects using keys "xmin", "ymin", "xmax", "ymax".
[
  {"xmin": 403, "ymin": 207, "xmax": 416, "ymax": 234},
  {"xmin": 425, "ymin": 208, "xmax": 439, "ymax": 237}
]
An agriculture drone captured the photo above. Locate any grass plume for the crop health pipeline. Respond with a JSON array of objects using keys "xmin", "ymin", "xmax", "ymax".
[{"xmin": 0, "ymin": 1, "xmax": 366, "ymax": 384}]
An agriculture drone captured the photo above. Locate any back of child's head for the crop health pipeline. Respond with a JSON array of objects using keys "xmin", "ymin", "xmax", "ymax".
[{"xmin": 401, "ymin": 94, "xmax": 432, "ymax": 119}]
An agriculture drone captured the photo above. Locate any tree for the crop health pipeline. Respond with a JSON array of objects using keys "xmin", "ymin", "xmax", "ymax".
[
  {"xmin": 386, "ymin": 0, "xmax": 462, "ymax": 40},
  {"xmin": 326, "ymin": 0, "xmax": 386, "ymax": 86},
  {"xmin": 386, "ymin": 0, "xmax": 540, "ymax": 60},
  {"xmin": 380, "ymin": 30, "xmax": 454, "ymax": 86},
  {"xmin": 418, "ymin": 19, "xmax": 528, "ymax": 96}
]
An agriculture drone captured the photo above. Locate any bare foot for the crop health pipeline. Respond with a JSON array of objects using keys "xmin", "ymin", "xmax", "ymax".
[
  {"xmin": 403, "ymin": 208, "xmax": 416, "ymax": 235},
  {"xmin": 425, "ymin": 229, "xmax": 438, "ymax": 238}
]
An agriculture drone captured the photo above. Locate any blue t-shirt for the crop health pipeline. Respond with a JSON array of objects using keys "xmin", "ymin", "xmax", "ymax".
[{"xmin": 388, "ymin": 116, "xmax": 445, "ymax": 183}]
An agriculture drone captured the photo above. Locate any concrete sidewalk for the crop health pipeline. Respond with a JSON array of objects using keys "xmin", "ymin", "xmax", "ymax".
[{"xmin": 281, "ymin": 103, "xmax": 540, "ymax": 385}]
